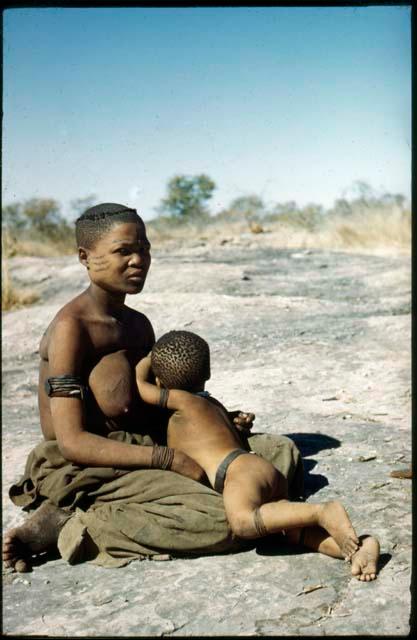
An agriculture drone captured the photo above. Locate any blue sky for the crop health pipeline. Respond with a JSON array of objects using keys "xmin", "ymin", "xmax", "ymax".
[{"xmin": 3, "ymin": 6, "xmax": 411, "ymax": 220}]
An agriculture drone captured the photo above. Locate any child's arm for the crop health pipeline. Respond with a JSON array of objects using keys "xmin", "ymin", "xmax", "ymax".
[{"xmin": 135, "ymin": 355, "xmax": 188, "ymax": 411}]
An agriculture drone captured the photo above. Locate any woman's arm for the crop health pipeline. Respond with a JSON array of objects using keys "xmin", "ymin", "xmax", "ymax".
[{"xmin": 47, "ymin": 319, "xmax": 204, "ymax": 481}]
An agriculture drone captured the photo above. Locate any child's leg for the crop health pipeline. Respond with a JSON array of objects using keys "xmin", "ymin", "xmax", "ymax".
[
  {"xmin": 223, "ymin": 454, "xmax": 360, "ymax": 558},
  {"xmin": 262, "ymin": 499, "xmax": 360, "ymax": 558},
  {"xmin": 225, "ymin": 490, "xmax": 359, "ymax": 559},
  {"xmin": 286, "ymin": 525, "xmax": 348, "ymax": 558}
]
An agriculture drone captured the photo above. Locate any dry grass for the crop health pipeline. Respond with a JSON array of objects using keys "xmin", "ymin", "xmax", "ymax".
[
  {"xmin": 2, "ymin": 232, "xmax": 40, "ymax": 311},
  {"xmin": 148, "ymin": 207, "xmax": 411, "ymax": 255},
  {"xmin": 2, "ymin": 257, "xmax": 40, "ymax": 311},
  {"xmin": 3, "ymin": 205, "xmax": 410, "ymax": 265},
  {"xmin": 9, "ymin": 237, "xmax": 77, "ymax": 258},
  {"xmin": 324, "ymin": 208, "xmax": 411, "ymax": 251}
]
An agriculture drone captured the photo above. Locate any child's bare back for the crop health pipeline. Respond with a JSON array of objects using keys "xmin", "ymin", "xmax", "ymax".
[
  {"xmin": 166, "ymin": 394, "xmax": 248, "ymax": 488},
  {"xmin": 166, "ymin": 394, "xmax": 282, "ymax": 499}
]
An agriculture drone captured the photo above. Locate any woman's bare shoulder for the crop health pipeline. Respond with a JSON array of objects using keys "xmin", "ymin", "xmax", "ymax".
[{"xmin": 39, "ymin": 292, "xmax": 91, "ymax": 358}]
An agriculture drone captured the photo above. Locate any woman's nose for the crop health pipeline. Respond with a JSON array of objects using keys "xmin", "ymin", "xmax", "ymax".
[{"xmin": 129, "ymin": 252, "xmax": 143, "ymax": 266}]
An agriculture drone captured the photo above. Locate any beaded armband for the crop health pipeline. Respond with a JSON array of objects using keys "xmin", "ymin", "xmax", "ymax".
[
  {"xmin": 158, "ymin": 388, "xmax": 169, "ymax": 409},
  {"xmin": 45, "ymin": 375, "xmax": 88, "ymax": 400}
]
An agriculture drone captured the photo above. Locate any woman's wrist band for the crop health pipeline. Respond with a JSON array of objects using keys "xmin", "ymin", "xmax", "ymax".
[{"xmin": 151, "ymin": 445, "xmax": 175, "ymax": 470}]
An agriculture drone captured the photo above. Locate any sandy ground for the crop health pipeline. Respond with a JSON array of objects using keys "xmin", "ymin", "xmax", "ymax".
[{"xmin": 2, "ymin": 231, "xmax": 412, "ymax": 636}]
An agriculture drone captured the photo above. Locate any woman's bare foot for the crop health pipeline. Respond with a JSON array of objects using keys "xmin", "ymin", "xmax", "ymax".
[
  {"xmin": 3, "ymin": 501, "xmax": 71, "ymax": 572},
  {"xmin": 350, "ymin": 535, "xmax": 380, "ymax": 581},
  {"xmin": 317, "ymin": 501, "xmax": 360, "ymax": 559}
]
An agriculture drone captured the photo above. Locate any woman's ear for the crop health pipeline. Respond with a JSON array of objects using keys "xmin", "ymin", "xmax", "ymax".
[
  {"xmin": 155, "ymin": 376, "xmax": 163, "ymax": 389},
  {"xmin": 78, "ymin": 247, "xmax": 89, "ymax": 270}
]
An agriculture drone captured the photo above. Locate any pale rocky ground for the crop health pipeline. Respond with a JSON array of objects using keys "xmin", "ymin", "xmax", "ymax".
[{"xmin": 2, "ymin": 231, "xmax": 412, "ymax": 636}]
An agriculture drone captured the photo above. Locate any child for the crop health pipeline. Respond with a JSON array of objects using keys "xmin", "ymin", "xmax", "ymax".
[{"xmin": 136, "ymin": 330, "xmax": 380, "ymax": 581}]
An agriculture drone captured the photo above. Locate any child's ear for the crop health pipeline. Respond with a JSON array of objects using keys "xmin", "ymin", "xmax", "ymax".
[{"xmin": 78, "ymin": 247, "xmax": 89, "ymax": 270}]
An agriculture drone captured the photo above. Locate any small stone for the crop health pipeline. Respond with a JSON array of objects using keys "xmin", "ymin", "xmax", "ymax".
[
  {"xmin": 296, "ymin": 583, "xmax": 327, "ymax": 596},
  {"xmin": 93, "ymin": 595, "xmax": 113, "ymax": 606},
  {"xmin": 150, "ymin": 553, "xmax": 172, "ymax": 561},
  {"xmin": 249, "ymin": 222, "xmax": 264, "ymax": 234}
]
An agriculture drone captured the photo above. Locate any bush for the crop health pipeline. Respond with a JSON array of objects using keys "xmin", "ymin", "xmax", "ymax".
[
  {"xmin": 157, "ymin": 174, "xmax": 216, "ymax": 220},
  {"xmin": 2, "ymin": 198, "xmax": 77, "ymax": 256}
]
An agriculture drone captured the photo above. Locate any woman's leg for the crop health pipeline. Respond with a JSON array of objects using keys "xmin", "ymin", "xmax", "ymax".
[{"xmin": 3, "ymin": 501, "xmax": 71, "ymax": 572}]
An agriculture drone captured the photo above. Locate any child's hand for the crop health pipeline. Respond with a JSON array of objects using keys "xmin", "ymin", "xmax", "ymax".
[{"xmin": 232, "ymin": 411, "xmax": 255, "ymax": 432}]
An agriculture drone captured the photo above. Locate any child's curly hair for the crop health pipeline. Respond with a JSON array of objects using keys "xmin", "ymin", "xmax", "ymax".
[{"xmin": 151, "ymin": 330, "xmax": 210, "ymax": 391}]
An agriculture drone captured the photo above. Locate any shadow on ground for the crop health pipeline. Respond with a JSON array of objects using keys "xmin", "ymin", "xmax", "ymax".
[{"xmin": 285, "ymin": 432, "xmax": 341, "ymax": 498}]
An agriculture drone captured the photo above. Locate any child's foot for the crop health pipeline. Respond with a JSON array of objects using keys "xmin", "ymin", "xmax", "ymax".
[
  {"xmin": 318, "ymin": 501, "xmax": 360, "ymax": 559},
  {"xmin": 350, "ymin": 535, "xmax": 380, "ymax": 581},
  {"xmin": 3, "ymin": 501, "xmax": 71, "ymax": 572}
]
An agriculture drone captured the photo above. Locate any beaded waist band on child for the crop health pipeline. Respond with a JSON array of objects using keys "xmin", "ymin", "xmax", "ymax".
[{"xmin": 214, "ymin": 448, "xmax": 255, "ymax": 493}]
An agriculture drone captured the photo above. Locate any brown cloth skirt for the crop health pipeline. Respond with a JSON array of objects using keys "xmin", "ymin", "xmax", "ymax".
[{"xmin": 9, "ymin": 430, "xmax": 304, "ymax": 567}]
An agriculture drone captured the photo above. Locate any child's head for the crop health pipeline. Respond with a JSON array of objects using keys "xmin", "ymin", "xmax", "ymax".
[
  {"xmin": 75, "ymin": 203, "xmax": 144, "ymax": 249},
  {"xmin": 151, "ymin": 330, "xmax": 211, "ymax": 392}
]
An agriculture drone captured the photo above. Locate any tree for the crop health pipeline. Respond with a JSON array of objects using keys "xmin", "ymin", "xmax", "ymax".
[
  {"xmin": 1, "ymin": 203, "xmax": 27, "ymax": 231},
  {"xmin": 229, "ymin": 195, "xmax": 265, "ymax": 220},
  {"xmin": 381, "ymin": 192, "xmax": 406, "ymax": 210},
  {"xmin": 22, "ymin": 198, "xmax": 63, "ymax": 233},
  {"xmin": 158, "ymin": 174, "xmax": 216, "ymax": 220},
  {"xmin": 331, "ymin": 198, "xmax": 352, "ymax": 217},
  {"xmin": 21, "ymin": 198, "xmax": 73, "ymax": 241},
  {"xmin": 70, "ymin": 195, "xmax": 97, "ymax": 221},
  {"xmin": 271, "ymin": 201, "xmax": 298, "ymax": 217}
]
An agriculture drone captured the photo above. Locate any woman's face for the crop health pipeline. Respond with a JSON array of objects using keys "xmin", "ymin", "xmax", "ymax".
[{"xmin": 84, "ymin": 221, "xmax": 151, "ymax": 295}]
